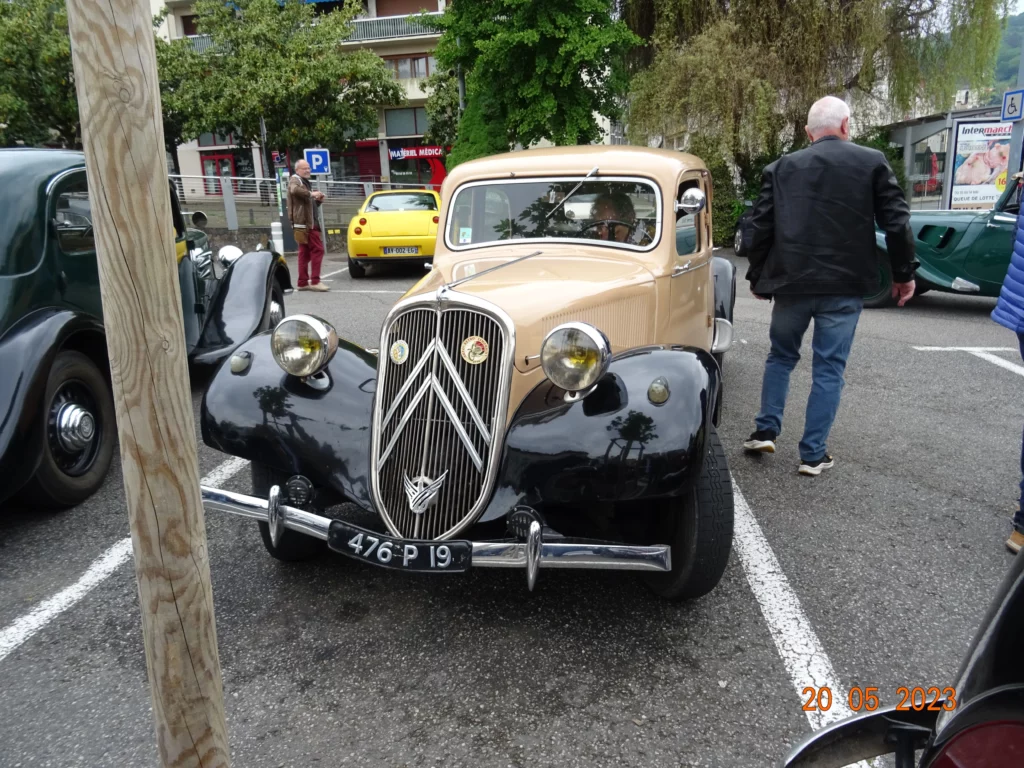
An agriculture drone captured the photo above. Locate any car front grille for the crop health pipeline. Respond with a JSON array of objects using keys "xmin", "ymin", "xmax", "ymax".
[{"xmin": 372, "ymin": 293, "xmax": 512, "ymax": 540}]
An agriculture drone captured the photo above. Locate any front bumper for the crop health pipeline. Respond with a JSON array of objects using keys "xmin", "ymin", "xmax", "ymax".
[{"xmin": 201, "ymin": 485, "xmax": 672, "ymax": 591}]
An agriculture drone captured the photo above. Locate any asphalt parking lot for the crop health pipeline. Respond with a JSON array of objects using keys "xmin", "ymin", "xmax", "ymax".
[{"xmin": 1, "ymin": 249, "xmax": 1021, "ymax": 767}]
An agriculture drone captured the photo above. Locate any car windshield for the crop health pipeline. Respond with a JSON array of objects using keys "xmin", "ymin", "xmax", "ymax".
[
  {"xmin": 447, "ymin": 178, "xmax": 660, "ymax": 250},
  {"xmin": 367, "ymin": 193, "xmax": 437, "ymax": 212}
]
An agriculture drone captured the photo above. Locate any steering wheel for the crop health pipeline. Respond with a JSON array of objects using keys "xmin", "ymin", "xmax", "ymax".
[{"xmin": 579, "ymin": 218, "xmax": 653, "ymax": 245}]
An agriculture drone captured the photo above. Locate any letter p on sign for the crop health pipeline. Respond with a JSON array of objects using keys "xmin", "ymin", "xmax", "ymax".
[{"xmin": 303, "ymin": 148, "xmax": 331, "ymax": 175}]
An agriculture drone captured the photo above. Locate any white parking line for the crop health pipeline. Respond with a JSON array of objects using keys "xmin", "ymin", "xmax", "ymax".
[
  {"xmin": 321, "ymin": 267, "xmax": 349, "ymax": 278},
  {"xmin": 732, "ymin": 479, "xmax": 867, "ymax": 747},
  {"xmin": 962, "ymin": 350, "xmax": 1024, "ymax": 379},
  {"xmin": 0, "ymin": 456, "xmax": 249, "ymax": 663},
  {"xmin": 913, "ymin": 346, "xmax": 1024, "ymax": 378}
]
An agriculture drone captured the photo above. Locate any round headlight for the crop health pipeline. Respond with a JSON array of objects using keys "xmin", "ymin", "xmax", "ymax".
[
  {"xmin": 271, "ymin": 315, "xmax": 339, "ymax": 378},
  {"xmin": 540, "ymin": 322, "xmax": 611, "ymax": 392},
  {"xmin": 217, "ymin": 245, "xmax": 244, "ymax": 269}
]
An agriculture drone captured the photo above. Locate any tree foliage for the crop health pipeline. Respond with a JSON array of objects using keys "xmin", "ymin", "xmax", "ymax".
[
  {"xmin": 626, "ymin": 0, "xmax": 1008, "ymax": 180},
  {"xmin": 164, "ymin": 0, "xmax": 403, "ymax": 153},
  {"xmin": 421, "ymin": 70, "xmax": 459, "ymax": 149},
  {"xmin": 428, "ymin": 0, "xmax": 641, "ymax": 167},
  {"xmin": 0, "ymin": 0, "xmax": 79, "ymax": 147}
]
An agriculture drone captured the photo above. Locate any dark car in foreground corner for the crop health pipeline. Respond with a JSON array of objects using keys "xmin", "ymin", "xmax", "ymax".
[
  {"xmin": 200, "ymin": 145, "xmax": 739, "ymax": 599},
  {"xmin": 868, "ymin": 173, "xmax": 1021, "ymax": 308},
  {"xmin": 0, "ymin": 148, "xmax": 291, "ymax": 509},
  {"xmin": 785, "ymin": 550, "xmax": 1024, "ymax": 767}
]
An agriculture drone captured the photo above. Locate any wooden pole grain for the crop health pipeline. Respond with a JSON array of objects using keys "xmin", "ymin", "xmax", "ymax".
[{"xmin": 64, "ymin": 0, "xmax": 230, "ymax": 765}]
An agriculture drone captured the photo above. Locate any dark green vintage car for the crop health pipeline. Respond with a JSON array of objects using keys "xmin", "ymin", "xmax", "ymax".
[
  {"xmin": 870, "ymin": 173, "xmax": 1021, "ymax": 307},
  {"xmin": 0, "ymin": 148, "xmax": 292, "ymax": 509}
]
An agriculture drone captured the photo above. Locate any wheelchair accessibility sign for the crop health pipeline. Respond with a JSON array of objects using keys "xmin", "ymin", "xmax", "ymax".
[{"xmin": 1001, "ymin": 89, "xmax": 1024, "ymax": 122}]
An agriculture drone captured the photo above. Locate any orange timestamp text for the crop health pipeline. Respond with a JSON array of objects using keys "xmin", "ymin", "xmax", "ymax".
[{"xmin": 801, "ymin": 686, "xmax": 957, "ymax": 713}]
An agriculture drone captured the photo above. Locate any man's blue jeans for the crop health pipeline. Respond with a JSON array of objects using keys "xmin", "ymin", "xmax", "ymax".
[{"xmin": 754, "ymin": 295, "xmax": 864, "ymax": 462}]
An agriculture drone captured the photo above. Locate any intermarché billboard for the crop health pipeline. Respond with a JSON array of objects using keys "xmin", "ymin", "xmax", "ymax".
[{"xmin": 949, "ymin": 120, "xmax": 1014, "ymax": 210}]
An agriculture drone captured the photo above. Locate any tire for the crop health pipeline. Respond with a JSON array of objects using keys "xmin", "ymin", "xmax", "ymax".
[
  {"xmin": 643, "ymin": 427, "xmax": 734, "ymax": 601},
  {"xmin": 251, "ymin": 461, "xmax": 323, "ymax": 561},
  {"xmin": 733, "ymin": 226, "xmax": 744, "ymax": 255},
  {"xmin": 348, "ymin": 256, "xmax": 366, "ymax": 279},
  {"xmin": 260, "ymin": 282, "xmax": 286, "ymax": 332},
  {"xmin": 17, "ymin": 351, "xmax": 116, "ymax": 509},
  {"xmin": 863, "ymin": 254, "xmax": 896, "ymax": 308}
]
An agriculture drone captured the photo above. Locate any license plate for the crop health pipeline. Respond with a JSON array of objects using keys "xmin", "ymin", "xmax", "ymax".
[
  {"xmin": 383, "ymin": 246, "xmax": 418, "ymax": 254},
  {"xmin": 327, "ymin": 520, "xmax": 471, "ymax": 572}
]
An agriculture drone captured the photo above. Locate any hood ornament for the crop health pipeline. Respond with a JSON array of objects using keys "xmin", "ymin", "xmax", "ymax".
[{"xmin": 403, "ymin": 471, "xmax": 449, "ymax": 515}]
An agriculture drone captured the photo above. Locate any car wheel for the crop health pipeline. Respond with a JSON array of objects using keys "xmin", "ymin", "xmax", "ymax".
[
  {"xmin": 261, "ymin": 282, "xmax": 286, "ymax": 332},
  {"xmin": 642, "ymin": 427, "xmax": 734, "ymax": 601},
  {"xmin": 733, "ymin": 227, "xmax": 744, "ymax": 255},
  {"xmin": 348, "ymin": 256, "xmax": 366, "ymax": 279},
  {"xmin": 16, "ymin": 351, "xmax": 116, "ymax": 509},
  {"xmin": 251, "ymin": 461, "xmax": 324, "ymax": 562},
  {"xmin": 863, "ymin": 255, "xmax": 896, "ymax": 308}
]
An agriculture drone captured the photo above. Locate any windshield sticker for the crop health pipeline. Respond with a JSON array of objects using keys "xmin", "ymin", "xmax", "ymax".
[{"xmin": 458, "ymin": 227, "xmax": 473, "ymax": 244}]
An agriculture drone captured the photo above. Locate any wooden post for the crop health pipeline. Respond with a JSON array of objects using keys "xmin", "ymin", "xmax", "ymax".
[{"xmin": 64, "ymin": 1, "xmax": 230, "ymax": 766}]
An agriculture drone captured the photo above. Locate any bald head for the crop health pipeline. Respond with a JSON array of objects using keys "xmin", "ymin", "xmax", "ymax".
[
  {"xmin": 296, "ymin": 159, "xmax": 311, "ymax": 178},
  {"xmin": 806, "ymin": 96, "xmax": 851, "ymax": 143}
]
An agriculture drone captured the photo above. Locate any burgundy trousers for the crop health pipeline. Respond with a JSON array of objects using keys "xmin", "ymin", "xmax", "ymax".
[{"xmin": 297, "ymin": 226, "xmax": 324, "ymax": 287}]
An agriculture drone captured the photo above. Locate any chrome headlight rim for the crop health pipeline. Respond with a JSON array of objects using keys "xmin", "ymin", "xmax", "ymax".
[
  {"xmin": 217, "ymin": 245, "xmax": 244, "ymax": 270},
  {"xmin": 540, "ymin": 321, "xmax": 612, "ymax": 393},
  {"xmin": 270, "ymin": 314, "xmax": 339, "ymax": 378}
]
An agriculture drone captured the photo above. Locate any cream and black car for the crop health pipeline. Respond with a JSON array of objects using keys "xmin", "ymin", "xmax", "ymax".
[{"xmin": 200, "ymin": 146, "xmax": 737, "ymax": 600}]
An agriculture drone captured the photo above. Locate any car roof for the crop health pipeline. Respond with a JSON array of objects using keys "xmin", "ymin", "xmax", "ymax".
[
  {"xmin": 0, "ymin": 148, "xmax": 86, "ymax": 190},
  {"xmin": 369, "ymin": 189, "xmax": 439, "ymax": 196},
  {"xmin": 444, "ymin": 146, "xmax": 707, "ymax": 190}
]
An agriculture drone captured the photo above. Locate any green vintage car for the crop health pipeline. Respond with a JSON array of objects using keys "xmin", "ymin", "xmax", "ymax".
[
  {"xmin": 0, "ymin": 148, "xmax": 291, "ymax": 509},
  {"xmin": 869, "ymin": 173, "xmax": 1021, "ymax": 307}
]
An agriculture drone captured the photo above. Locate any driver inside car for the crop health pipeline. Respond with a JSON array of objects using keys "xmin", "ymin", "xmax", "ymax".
[{"xmin": 590, "ymin": 193, "xmax": 636, "ymax": 242}]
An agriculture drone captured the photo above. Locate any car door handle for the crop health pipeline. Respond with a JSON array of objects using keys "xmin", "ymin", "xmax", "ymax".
[{"xmin": 672, "ymin": 258, "xmax": 706, "ymax": 277}]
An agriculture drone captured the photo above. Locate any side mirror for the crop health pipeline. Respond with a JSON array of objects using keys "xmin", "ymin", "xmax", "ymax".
[
  {"xmin": 191, "ymin": 210, "xmax": 208, "ymax": 228},
  {"xmin": 675, "ymin": 188, "xmax": 706, "ymax": 216}
]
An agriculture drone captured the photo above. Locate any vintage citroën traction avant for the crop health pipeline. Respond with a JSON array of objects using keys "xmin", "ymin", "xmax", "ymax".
[{"xmin": 200, "ymin": 146, "xmax": 738, "ymax": 600}]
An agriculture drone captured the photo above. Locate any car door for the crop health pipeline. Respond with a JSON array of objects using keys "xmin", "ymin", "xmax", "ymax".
[
  {"xmin": 668, "ymin": 172, "xmax": 713, "ymax": 346},
  {"xmin": 49, "ymin": 170, "xmax": 103, "ymax": 319},
  {"xmin": 964, "ymin": 179, "xmax": 1020, "ymax": 288}
]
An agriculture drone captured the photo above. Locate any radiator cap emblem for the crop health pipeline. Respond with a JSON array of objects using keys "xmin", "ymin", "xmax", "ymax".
[
  {"xmin": 390, "ymin": 340, "xmax": 409, "ymax": 365},
  {"xmin": 460, "ymin": 335, "xmax": 489, "ymax": 364}
]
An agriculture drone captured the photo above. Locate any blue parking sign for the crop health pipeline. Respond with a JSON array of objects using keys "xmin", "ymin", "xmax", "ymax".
[{"xmin": 303, "ymin": 148, "xmax": 331, "ymax": 175}]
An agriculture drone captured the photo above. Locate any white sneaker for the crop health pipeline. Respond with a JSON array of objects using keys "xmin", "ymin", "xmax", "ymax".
[{"xmin": 798, "ymin": 454, "xmax": 835, "ymax": 476}]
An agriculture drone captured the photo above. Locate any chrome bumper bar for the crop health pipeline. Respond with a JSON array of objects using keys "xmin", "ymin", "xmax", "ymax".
[{"xmin": 200, "ymin": 485, "xmax": 671, "ymax": 590}]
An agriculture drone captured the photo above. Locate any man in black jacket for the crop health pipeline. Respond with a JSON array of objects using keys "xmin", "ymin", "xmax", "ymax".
[{"xmin": 743, "ymin": 96, "xmax": 918, "ymax": 476}]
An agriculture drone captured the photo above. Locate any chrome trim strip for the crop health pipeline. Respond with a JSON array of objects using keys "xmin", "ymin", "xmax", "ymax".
[
  {"xmin": 200, "ymin": 486, "xmax": 330, "ymax": 540},
  {"xmin": 381, "ymin": 339, "xmax": 436, "ymax": 429},
  {"xmin": 201, "ymin": 487, "xmax": 672, "ymax": 575},
  {"xmin": 442, "ymin": 175, "xmax": 664, "ymax": 254},
  {"xmin": 436, "ymin": 341, "xmax": 491, "ymax": 443},
  {"xmin": 430, "ymin": 377, "xmax": 484, "ymax": 471},
  {"xmin": 378, "ymin": 376, "xmax": 432, "ymax": 468},
  {"xmin": 371, "ymin": 289, "xmax": 517, "ymax": 541},
  {"xmin": 671, "ymin": 257, "xmax": 708, "ymax": 277}
]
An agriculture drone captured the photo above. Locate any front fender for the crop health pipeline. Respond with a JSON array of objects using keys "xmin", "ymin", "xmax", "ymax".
[
  {"xmin": 712, "ymin": 255, "xmax": 736, "ymax": 321},
  {"xmin": 200, "ymin": 333, "xmax": 378, "ymax": 511},
  {"xmin": 478, "ymin": 345, "xmax": 720, "ymax": 523},
  {"xmin": 192, "ymin": 250, "xmax": 276, "ymax": 368},
  {"xmin": 0, "ymin": 308, "xmax": 106, "ymax": 503}
]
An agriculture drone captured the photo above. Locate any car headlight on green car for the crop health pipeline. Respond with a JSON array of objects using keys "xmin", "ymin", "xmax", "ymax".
[
  {"xmin": 271, "ymin": 315, "xmax": 339, "ymax": 378},
  {"xmin": 540, "ymin": 322, "xmax": 611, "ymax": 392}
]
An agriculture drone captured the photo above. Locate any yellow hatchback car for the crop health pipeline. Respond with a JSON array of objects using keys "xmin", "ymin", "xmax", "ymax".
[{"xmin": 346, "ymin": 189, "xmax": 441, "ymax": 278}]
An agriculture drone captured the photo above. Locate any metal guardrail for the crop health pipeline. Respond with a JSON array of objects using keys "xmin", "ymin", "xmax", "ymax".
[
  {"xmin": 169, "ymin": 174, "xmax": 441, "ymax": 230},
  {"xmin": 348, "ymin": 12, "xmax": 441, "ymax": 42}
]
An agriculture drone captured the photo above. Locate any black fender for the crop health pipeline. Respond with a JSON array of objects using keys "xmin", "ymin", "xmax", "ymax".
[
  {"xmin": 272, "ymin": 252, "xmax": 293, "ymax": 291},
  {"xmin": 478, "ymin": 345, "xmax": 720, "ymax": 523},
  {"xmin": 712, "ymin": 255, "xmax": 736, "ymax": 322},
  {"xmin": 200, "ymin": 332, "xmax": 378, "ymax": 511},
  {"xmin": 0, "ymin": 308, "xmax": 106, "ymax": 504},
  {"xmin": 191, "ymin": 250, "xmax": 278, "ymax": 368}
]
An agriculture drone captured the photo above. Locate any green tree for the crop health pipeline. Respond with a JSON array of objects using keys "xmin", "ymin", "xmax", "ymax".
[
  {"xmin": 171, "ymin": 0, "xmax": 403, "ymax": 154},
  {"xmin": 626, "ymin": 0, "xmax": 1007, "ymax": 182},
  {"xmin": 428, "ymin": 0, "xmax": 641, "ymax": 168},
  {"xmin": 421, "ymin": 70, "xmax": 459, "ymax": 149},
  {"xmin": 0, "ymin": 0, "xmax": 79, "ymax": 147}
]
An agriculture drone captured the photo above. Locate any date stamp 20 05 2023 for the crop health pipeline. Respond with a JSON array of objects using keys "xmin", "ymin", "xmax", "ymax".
[{"xmin": 801, "ymin": 686, "xmax": 957, "ymax": 714}]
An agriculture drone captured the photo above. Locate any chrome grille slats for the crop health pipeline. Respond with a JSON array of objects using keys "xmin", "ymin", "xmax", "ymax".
[{"xmin": 371, "ymin": 291, "xmax": 512, "ymax": 540}]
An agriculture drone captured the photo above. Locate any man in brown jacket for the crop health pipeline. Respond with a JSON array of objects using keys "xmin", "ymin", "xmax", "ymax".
[{"xmin": 288, "ymin": 159, "xmax": 328, "ymax": 291}]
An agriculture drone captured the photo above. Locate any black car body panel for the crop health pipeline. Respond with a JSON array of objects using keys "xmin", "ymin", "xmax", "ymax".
[
  {"xmin": 712, "ymin": 255, "xmax": 736, "ymax": 322},
  {"xmin": 201, "ymin": 334, "xmax": 379, "ymax": 512},
  {"xmin": 0, "ymin": 308, "xmax": 105, "ymax": 504},
  {"xmin": 201, "ymin": 338, "xmax": 719, "ymax": 532}
]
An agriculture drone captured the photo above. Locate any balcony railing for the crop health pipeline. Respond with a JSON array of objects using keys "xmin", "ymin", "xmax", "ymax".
[
  {"xmin": 186, "ymin": 34, "xmax": 215, "ymax": 53},
  {"xmin": 348, "ymin": 12, "xmax": 441, "ymax": 42}
]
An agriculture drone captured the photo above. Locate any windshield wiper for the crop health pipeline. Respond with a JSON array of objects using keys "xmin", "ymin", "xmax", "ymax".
[
  {"xmin": 447, "ymin": 251, "xmax": 543, "ymax": 289},
  {"xmin": 544, "ymin": 166, "xmax": 598, "ymax": 221}
]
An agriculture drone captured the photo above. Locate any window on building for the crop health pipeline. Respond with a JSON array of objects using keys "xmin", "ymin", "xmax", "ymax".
[
  {"xmin": 198, "ymin": 131, "xmax": 233, "ymax": 147},
  {"xmin": 386, "ymin": 55, "xmax": 434, "ymax": 80},
  {"xmin": 180, "ymin": 14, "xmax": 199, "ymax": 36},
  {"xmin": 385, "ymin": 107, "xmax": 429, "ymax": 137}
]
